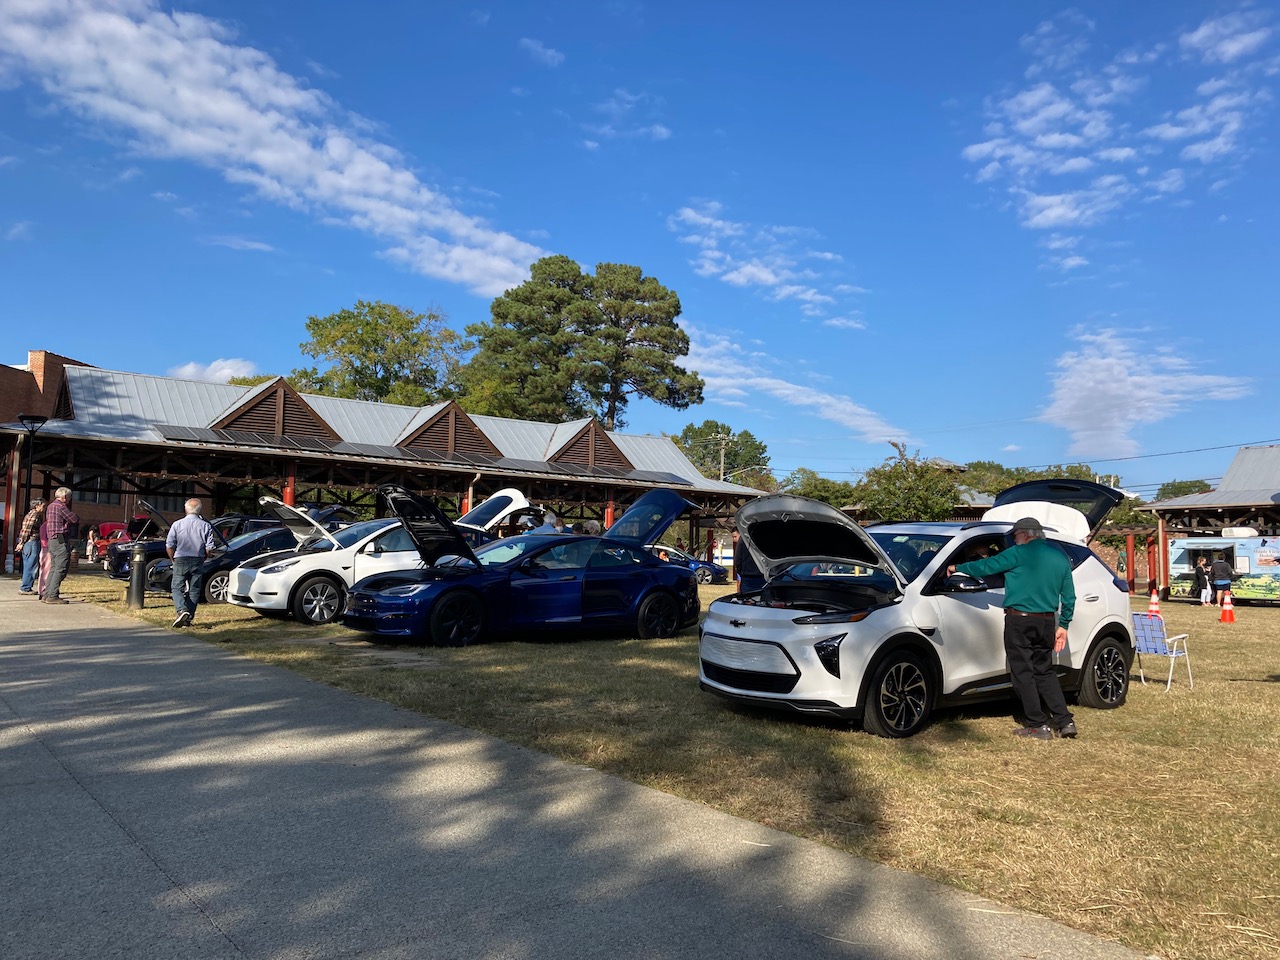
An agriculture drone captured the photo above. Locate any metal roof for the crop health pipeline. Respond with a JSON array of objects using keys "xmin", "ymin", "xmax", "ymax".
[
  {"xmin": 4, "ymin": 366, "xmax": 766, "ymax": 495},
  {"xmin": 1149, "ymin": 446, "xmax": 1280, "ymax": 510}
]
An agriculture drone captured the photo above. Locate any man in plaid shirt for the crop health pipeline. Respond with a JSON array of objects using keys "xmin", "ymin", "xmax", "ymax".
[
  {"xmin": 42, "ymin": 487, "xmax": 79, "ymax": 604},
  {"xmin": 17, "ymin": 497, "xmax": 46, "ymax": 594}
]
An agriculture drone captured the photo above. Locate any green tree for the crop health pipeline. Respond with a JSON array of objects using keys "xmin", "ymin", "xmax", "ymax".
[
  {"xmin": 227, "ymin": 374, "xmax": 282, "ymax": 388},
  {"xmin": 779, "ymin": 467, "xmax": 859, "ymax": 508},
  {"xmin": 291, "ymin": 300, "xmax": 468, "ymax": 405},
  {"xmin": 461, "ymin": 256, "xmax": 704, "ymax": 429},
  {"xmin": 962, "ymin": 459, "xmax": 1096, "ymax": 496},
  {"xmin": 857, "ymin": 442, "xmax": 960, "ymax": 522},
  {"xmin": 675, "ymin": 420, "xmax": 770, "ymax": 484},
  {"xmin": 1156, "ymin": 478, "xmax": 1212, "ymax": 501}
]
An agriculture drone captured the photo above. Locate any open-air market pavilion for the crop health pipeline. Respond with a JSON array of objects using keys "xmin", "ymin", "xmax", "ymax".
[{"xmin": 1, "ymin": 351, "xmax": 763, "ymax": 568}]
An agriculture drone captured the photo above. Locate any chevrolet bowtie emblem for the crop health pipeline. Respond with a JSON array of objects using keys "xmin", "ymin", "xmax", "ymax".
[{"xmin": 730, "ymin": 619, "xmax": 746, "ymax": 627}]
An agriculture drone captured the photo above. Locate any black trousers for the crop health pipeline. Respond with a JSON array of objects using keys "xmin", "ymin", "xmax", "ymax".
[{"xmin": 1004, "ymin": 615, "xmax": 1073, "ymax": 728}]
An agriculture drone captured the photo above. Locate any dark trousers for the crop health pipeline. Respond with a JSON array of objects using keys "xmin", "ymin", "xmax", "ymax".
[
  {"xmin": 1004, "ymin": 615, "xmax": 1072, "ymax": 729},
  {"xmin": 172, "ymin": 557, "xmax": 204, "ymax": 619},
  {"xmin": 45, "ymin": 536, "xmax": 71, "ymax": 600}
]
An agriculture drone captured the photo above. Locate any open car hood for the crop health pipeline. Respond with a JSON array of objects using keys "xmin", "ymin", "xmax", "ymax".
[
  {"xmin": 986, "ymin": 478, "xmax": 1124, "ymax": 543},
  {"xmin": 128, "ymin": 500, "xmax": 171, "ymax": 539},
  {"xmin": 604, "ymin": 489, "xmax": 699, "ymax": 547},
  {"xmin": 378, "ymin": 484, "xmax": 480, "ymax": 567},
  {"xmin": 259, "ymin": 496, "xmax": 342, "ymax": 548},
  {"xmin": 735, "ymin": 494, "xmax": 900, "ymax": 582},
  {"xmin": 456, "ymin": 487, "xmax": 541, "ymax": 532}
]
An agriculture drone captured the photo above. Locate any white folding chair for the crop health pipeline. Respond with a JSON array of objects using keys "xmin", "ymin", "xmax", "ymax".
[{"xmin": 1131, "ymin": 612, "xmax": 1193, "ymax": 691}]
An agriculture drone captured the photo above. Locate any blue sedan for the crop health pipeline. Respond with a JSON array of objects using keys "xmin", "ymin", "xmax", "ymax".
[{"xmin": 342, "ymin": 485, "xmax": 701, "ymax": 646}]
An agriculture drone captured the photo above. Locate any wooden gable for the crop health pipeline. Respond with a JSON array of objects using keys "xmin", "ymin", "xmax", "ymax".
[
  {"xmin": 549, "ymin": 420, "xmax": 633, "ymax": 470},
  {"xmin": 212, "ymin": 379, "xmax": 341, "ymax": 441},
  {"xmin": 400, "ymin": 401, "xmax": 501, "ymax": 458},
  {"xmin": 52, "ymin": 375, "xmax": 74, "ymax": 420}
]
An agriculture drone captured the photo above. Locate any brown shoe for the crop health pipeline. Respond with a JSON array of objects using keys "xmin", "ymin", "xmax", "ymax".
[{"xmin": 42, "ymin": 596, "xmax": 70, "ymax": 604}]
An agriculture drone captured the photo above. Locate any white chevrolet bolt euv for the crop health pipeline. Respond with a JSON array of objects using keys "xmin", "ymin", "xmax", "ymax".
[{"xmin": 699, "ymin": 479, "xmax": 1135, "ymax": 737}]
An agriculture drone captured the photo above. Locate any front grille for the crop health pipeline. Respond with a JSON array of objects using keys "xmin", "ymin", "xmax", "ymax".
[{"xmin": 702, "ymin": 662, "xmax": 800, "ymax": 694}]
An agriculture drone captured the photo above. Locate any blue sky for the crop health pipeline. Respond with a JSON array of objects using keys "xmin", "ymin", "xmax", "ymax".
[{"xmin": 2, "ymin": 1, "xmax": 1277, "ymax": 498}]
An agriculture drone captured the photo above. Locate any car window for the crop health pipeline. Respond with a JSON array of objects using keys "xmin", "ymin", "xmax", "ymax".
[
  {"xmin": 329, "ymin": 518, "xmax": 396, "ymax": 549},
  {"xmin": 939, "ymin": 534, "xmax": 1009, "ymax": 588},
  {"xmin": 868, "ymin": 533, "xmax": 952, "ymax": 581},
  {"xmin": 775, "ymin": 560, "xmax": 898, "ymax": 593},
  {"xmin": 371, "ymin": 526, "xmax": 416, "ymax": 552},
  {"xmin": 590, "ymin": 543, "xmax": 648, "ymax": 569},
  {"xmin": 459, "ymin": 495, "xmax": 514, "ymax": 529},
  {"xmin": 476, "ymin": 539, "xmax": 534, "ymax": 567},
  {"xmin": 528, "ymin": 540, "xmax": 594, "ymax": 572}
]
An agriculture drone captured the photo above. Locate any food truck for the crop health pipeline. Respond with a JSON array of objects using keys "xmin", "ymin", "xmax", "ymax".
[{"xmin": 1167, "ymin": 530, "xmax": 1280, "ymax": 602}]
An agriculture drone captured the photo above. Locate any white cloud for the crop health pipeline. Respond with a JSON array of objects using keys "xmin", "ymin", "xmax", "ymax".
[
  {"xmin": 581, "ymin": 139, "xmax": 599, "ymax": 151},
  {"xmin": 518, "ymin": 37, "xmax": 564, "ymax": 67},
  {"xmin": 6, "ymin": 220, "xmax": 33, "ymax": 240},
  {"xmin": 204, "ymin": 235, "xmax": 275, "ymax": 252},
  {"xmin": 151, "ymin": 190, "xmax": 178, "ymax": 202},
  {"xmin": 667, "ymin": 202, "xmax": 863, "ymax": 321},
  {"xmin": 1002, "ymin": 444, "xmax": 1022, "ymax": 452},
  {"xmin": 586, "ymin": 89, "xmax": 672, "ymax": 142},
  {"xmin": 1180, "ymin": 12, "xmax": 1272, "ymax": 64},
  {"xmin": 823, "ymin": 316, "xmax": 866, "ymax": 330},
  {"xmin": 687, "ymin": 327, "xmax": 907, "ymax": 443},
  {"xmin": 1040, "ymin": 329, "xmax": 1251, "ymax": 457},
  {"xmin": 0, "ymin": 0, "xmax": 543, "ymax": 297},
  {"xmin": 965, "ymin": 8, "xmax": 1275, "ymax": 268},
  {"xmin": 168, "ymin": 358, "xmax": 258, "ymax": 382}
]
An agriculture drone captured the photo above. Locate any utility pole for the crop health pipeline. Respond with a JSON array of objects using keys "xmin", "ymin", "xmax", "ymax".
[{"xmin": 714, "ymin": 433, "xmax": 731, "ymax": 481}]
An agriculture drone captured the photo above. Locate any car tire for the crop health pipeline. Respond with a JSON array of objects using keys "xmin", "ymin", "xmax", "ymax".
[
  {"xmin": 292, "ymin": 576, "xmax": 345, "ymax": 626},
  {"xmin": 695, "ymin": 567, "xmax": 712, "ymax": 584},
  {"xmin": 428, "ymin": 591, "xmax": 485, "ymax": 647},
  {"xmin": 204, "ymin": 571, "xmax": 230, "ymax": 605},
  {"xmin": 142, "ymin": 557, "xmax": 166, "ymax": 592},
  {"xmin": 636, "ymin": 592, "xmax": 680, "ymax": 639},
  {"xmin": 1078, "ymin": 636, "xmax": 1129, "ymax": 709},
  {"xmin": 862, "ymin": 650, "xmax": 934, "ymax": 738}
]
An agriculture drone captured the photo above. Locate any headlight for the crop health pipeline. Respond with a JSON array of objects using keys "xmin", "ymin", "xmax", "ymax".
[
  {"xmin": 260, "ymin": 559, "xmax": 301, "ymax": 575},
  {"xmin": 383, "ymin": 583, "xmax": 433, "ymax": 597},
  {"xmin": 793, "ymin": 609, "xmax": 872, "ymax": 625}
]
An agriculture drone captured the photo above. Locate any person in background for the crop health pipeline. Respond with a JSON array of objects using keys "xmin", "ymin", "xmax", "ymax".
[
  {"xmin": 584, "ymin": 519, "xmax": 602, "ymax": 536},
  {"xmin": 166, "ymin": 498, "xmax": 218, "ymax": 628},
  {"xmin": 1193, "ymin": 557, "xmax": 1211, "ymax": 606},
  {"xmin": 1210, "ymin": 553, "xmax": 1234, "ymax": 606},
  {"xmin": 675, "ymin": 537, "xmax": 687, "ymax": 552},
  {"xmin": 732, "ymin": 528, "xmax": 765, "ymax": 593},
  {"xmin": 949, "ymin": 517, "xmax": 1077, "ymax": 741},
  {"xmin": 17, "ymin": 498, "xmax": 45, "ymax": 595},
  {"xmin": 41, "ymin": 487, "xmax": 79, "ymax": 605}
]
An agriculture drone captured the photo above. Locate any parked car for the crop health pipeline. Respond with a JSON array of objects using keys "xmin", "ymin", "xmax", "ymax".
[
  {"xmin": 86, "ymin": 522, "xmax": 130, "ymax": 562},
  {"xmin": 342, "ymin": 485, "xmax": 700, "ymax": 646},
  {"xmin": 698, "ymin": 479, "xmax": 1135, "ymax": 738},
  {"xmin": 226, "ymin": 498, "xmax": 418, "ymax": 625},
  {"xmin": 105, "ymin": 500, "xmax": 174, "ymax": 581},
  {"xmin": 109, "ymin": 502, "xmax": 352, "ymax": 585},
  {"xmin": 147, "ymin": 526, "xmax": 302, "ymax": 603},
  {"xmin": 455, "ymin": 487, "xmax": 544, "ymax": 546},
  {"xmin": 647, "ymin": 542, "xmax": 729, "ymax": 584}
]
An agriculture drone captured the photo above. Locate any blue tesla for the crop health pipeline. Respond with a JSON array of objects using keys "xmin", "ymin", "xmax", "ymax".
[{"xmin": 342, "ymin": 485, "xmax": 702, "ymax": 646}]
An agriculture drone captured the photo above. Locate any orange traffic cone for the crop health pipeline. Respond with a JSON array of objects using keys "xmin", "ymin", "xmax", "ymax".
[
  {"xmin": 1220, "ymin": 590, "xmax": 1235, "ymax": 624},
  {"xmin": 1148, "ymin": 590, "xmax": 1161, "ymax": 616}
]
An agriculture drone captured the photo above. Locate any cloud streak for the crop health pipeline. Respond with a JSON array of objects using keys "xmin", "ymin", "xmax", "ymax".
[
  {"xmin": 168, "ymin": 358, "xmax": 258, "ymax": 382},
  {"xmin": 667, "ymin": 202, "xmax": 865, "ymax": 321},
  {"xmin": 0, "ymin": 0, "xmax": 544, "ymax": 296},
  {"xmin": 686, "ymin": 325, "xmax": 907, "ymax": 444},
  {"xmin": 1040, "ymin": 329, "xmax": 1251, "ymax": 457}
]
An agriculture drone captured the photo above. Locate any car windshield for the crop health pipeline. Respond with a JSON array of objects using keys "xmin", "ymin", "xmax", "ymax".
[
  {"xmin": 297, "ymin": 518, "xmax": 394, "ymax": 553},
  {"xmin": 774, "ymin": 560, "xmax": 899, "ymax": 593},
  {"xmin": 224, "ymin": 529, "xmax": 272, "ymax": 551},
  {"xmin": 868, "ymin": 533, "xmax": 953, "ymax": 581}
]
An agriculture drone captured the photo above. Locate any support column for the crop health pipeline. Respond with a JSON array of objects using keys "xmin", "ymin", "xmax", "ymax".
[
  {"xmin": 1125, "ymin": 533, "xmax": 1136, "ymax": 594},
  {"xmin": 283, "ymin": 463, "xmax": 297, "ymax": 507},
  {"xmin": 604, "ymin": 493, "xmax": 615, "ymax": 529}
]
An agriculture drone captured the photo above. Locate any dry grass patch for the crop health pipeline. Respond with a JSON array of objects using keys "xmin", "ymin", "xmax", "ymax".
[{"xmin": 57, "ymin": 575, "xmax": 1280, "ymax": 959}]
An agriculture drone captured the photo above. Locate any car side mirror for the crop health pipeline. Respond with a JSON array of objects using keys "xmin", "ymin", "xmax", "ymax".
[
  {"xmin": 943, "ymin": 573, "xmax": 988, "ymax": 592},
  {"xmin": 366, "ymin": 543, "xmax": 382, "ymax": 556}
]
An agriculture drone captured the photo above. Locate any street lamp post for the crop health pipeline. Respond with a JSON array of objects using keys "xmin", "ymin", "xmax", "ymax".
[{"xmin": 17, "ymin": 414, "xmax": 48, "ymax": 513}]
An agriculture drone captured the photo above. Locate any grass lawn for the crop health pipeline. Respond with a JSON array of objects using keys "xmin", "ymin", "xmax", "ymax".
[{"xmin": 56, "ymin": 574, "xmax": 1280, "ymax": 959}]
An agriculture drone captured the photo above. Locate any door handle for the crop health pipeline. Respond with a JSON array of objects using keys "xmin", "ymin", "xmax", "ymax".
[
  {"xmin": 559, "ymin": 575, "xmax": 576, "ymax": 582},
  {"xmin": 1083, "ymin": 594, "xmax": 1099, "ymax": 601}
]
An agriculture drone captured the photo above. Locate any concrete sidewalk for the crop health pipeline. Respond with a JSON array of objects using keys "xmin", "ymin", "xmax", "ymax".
[{"xmin": 0, "ymin": 589, "xmax": 1150, "ymax": 960}]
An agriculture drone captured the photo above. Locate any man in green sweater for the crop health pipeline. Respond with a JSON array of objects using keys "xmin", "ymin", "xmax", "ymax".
[{"xmin": 947, "ymin": 517, "xmax": 1078, "ymax": 741}]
